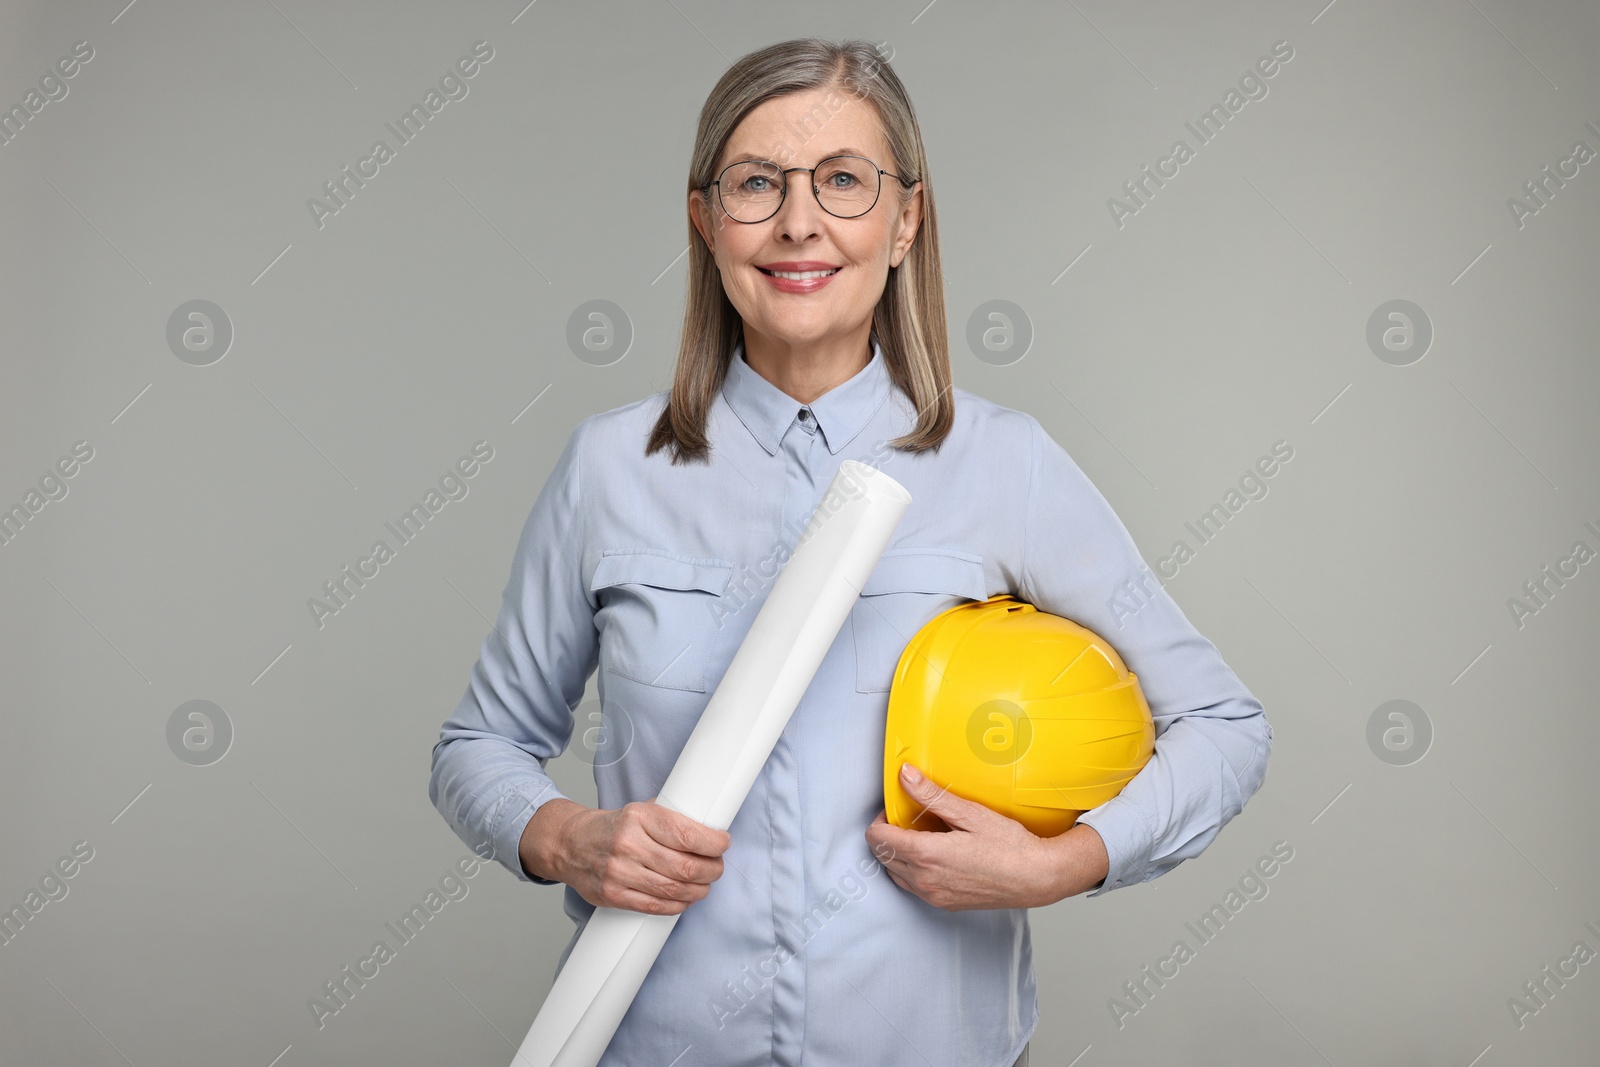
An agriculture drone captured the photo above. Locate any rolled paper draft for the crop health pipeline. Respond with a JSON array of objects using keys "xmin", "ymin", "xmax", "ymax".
[{"xmin": 509, "ymin": 459, "xmax": 913, "ymax": 1067}]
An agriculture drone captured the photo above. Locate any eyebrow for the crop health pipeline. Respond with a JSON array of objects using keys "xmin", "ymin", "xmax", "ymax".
[{"xmin": 725, "ymin": 146, "xmax": 870, "ymax": 163}]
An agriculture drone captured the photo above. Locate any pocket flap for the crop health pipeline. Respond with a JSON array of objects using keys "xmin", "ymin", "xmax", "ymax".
[
  {"xmin": 860, "ymin": 549, "xmax": 986, "ymax": 600},
  {"xmin": 589, "ymin": 551, "xmax": 734, "ymax": 596}
]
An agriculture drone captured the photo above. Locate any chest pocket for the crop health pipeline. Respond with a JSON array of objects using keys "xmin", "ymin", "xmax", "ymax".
[
  {"xmin": 852, "ymin": 548, "xmax": 988, "ymax": 693},
  {"xmin": 589, "ymin": 550, "xmax": 735, "ymax": 692}
]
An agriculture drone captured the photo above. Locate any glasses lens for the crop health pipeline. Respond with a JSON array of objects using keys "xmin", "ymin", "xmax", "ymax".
[
  {"xmin": 814, "ymin": 156, "xmax": 880, "ymax": 218},
  {"xmin": 719, "ymin": 161, "xmax": 785, "ymax": 222}
]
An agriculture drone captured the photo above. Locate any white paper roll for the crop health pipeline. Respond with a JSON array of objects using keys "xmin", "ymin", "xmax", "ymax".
[{"xmin": 509, "ymin": 459, "xmax": 912, "ymax": 1067}]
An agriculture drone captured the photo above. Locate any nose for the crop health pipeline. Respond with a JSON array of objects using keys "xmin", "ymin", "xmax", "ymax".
[{"xmin": 771, "ymin": 172, "xmax": 828, "ymax": 239}]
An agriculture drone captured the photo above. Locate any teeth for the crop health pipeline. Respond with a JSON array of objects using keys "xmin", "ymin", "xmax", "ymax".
[{"xmin": 766, "ymin": 268, "xmax": 839, "ymax": 280}]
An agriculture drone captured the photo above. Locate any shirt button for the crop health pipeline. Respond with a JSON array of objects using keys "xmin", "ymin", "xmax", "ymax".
[{"xmin": 798, "ymin": 408, "xmax": 811, "ymax": 421}]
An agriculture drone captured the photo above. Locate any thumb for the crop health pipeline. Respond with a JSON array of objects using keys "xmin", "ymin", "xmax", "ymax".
[{"xmin": 898, "ymin": 762, "xmax": 983, "ymax": 829}]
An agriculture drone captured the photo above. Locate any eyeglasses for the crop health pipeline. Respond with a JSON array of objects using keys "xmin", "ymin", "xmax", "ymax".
[{"xmin": 702, "ymin": 155, "xmax": 917, "ymax": 224}]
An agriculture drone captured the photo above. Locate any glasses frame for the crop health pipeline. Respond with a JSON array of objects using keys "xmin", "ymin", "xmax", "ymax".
[{"xmin": 702, "ymin": 154, "xmax": 918, "ymax": 224}]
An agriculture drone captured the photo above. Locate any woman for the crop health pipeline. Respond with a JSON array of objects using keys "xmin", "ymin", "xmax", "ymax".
[{"xmin": 430, "ymin": 38, "xmax": 1271, "ymax": 1067}]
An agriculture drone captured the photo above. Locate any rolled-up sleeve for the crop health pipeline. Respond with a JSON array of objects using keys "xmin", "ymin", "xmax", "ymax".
[
  {"xmin": 429, "ymin": 419, "xmax": 598, "ymax": 884},
  {"xmin": 1017, "ymin": 415, "xmax": 1273, "ymax": 898}
]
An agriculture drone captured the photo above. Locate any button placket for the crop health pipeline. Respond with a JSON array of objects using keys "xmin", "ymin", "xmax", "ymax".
[{"xmin": 768, "ymin": 416, "xmax": 816, "ymax": 1063}]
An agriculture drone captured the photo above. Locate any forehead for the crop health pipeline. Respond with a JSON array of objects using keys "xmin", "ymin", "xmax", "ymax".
[{"xmin": 720, "ymin": 88, "xmax": 890, "ymax": 165}]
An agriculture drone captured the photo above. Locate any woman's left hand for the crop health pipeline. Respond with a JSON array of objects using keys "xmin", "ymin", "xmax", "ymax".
[{"xmin": 864, "ymin": 762, "xmax": 1107, "ymax": 910}]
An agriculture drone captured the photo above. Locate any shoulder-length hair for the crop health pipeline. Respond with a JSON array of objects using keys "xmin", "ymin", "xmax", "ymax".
[{"xmin": 646, "ymin": 37, "xmax": 953, "ymax": 465}]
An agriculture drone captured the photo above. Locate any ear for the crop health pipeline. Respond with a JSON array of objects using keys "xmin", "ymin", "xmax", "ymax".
[
  {"xmin": 689, "ymin": 188, "xmax": 717, "ymax": 255},
  {"xmin": 889, "ymin": 181, "xmax": 922, "ymax": 269}
]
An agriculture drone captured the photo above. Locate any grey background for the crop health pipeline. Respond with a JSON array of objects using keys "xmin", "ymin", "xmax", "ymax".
[{"xmin": 2, "ymin": 0, "xmax": 1596, "ymax": 1064}]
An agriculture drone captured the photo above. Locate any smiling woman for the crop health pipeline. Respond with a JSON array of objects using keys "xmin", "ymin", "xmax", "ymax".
[
  {"xmin": 653, "ymin": 48, "xmax": 950, "ymax": 460},
  {"xmin": 430, "ymin": 36, "xmax": 1271, "ymax": 1067},
  {"xmin": 679, "ymin": 101, "xmax": 928, "ymax": 405}
]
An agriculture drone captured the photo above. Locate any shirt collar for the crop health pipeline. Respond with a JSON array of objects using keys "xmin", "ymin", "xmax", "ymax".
[{"xmin": 721, "ymin": 334, "xmax": 891, "ymax": 456}]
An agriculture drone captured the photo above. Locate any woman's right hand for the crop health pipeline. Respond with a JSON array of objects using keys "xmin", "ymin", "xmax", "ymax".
[{"xmin": 524, "ymin": 796, "xmax": 731, "ymax": 915}]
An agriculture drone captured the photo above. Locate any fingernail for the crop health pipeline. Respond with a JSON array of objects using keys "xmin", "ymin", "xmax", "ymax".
[{"xmin": 900, "ymin": 762, "xmax": 922, "ymax": 785}]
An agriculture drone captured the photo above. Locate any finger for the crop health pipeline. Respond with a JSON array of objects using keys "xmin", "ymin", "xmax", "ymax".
[
  {"xmin": 611, "ymin": 815, "xmax": 724, "ymax": 891},
  {"xmin": 865, "ymin": 813, "xmax": 902, "ymax": 846},
  {"xmin": 628, "ymin": 839, "xmax": 722, "ymax": 897},
  {"xmin": 866, "ymin": 826, "xmax": 905, "ymax": 867},
  {"xmin": 645, "ymin": 806, "xmax": 732, "ymax": 859},
  {"xmin": 898, "ymin": 764, "xmax": 984, "ymax": 828},
  {"xmin": 609, "ymin": 884, "xmax": 693, "ymax": 916}
]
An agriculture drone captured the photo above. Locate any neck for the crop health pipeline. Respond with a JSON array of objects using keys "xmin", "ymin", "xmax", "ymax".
[{"xmin": 741, "ymin": 328, "xmax": 872, "ymax": 405}]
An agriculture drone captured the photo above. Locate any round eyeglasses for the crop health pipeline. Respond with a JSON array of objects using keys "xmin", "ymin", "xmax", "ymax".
[{"xmin": 702, "ymin": 155, "xmax": 918, "ymax": 224}]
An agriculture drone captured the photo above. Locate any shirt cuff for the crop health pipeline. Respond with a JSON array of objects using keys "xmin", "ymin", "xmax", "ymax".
[
  {"xmin": 1074, "ymin": 799, "xmax": 1152, "ymax": 898},
  {"xmin": 489, "ymin": 781, "xmax": 570, "ymax": 885}
]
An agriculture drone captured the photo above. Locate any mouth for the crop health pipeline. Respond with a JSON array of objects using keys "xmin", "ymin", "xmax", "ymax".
[{"xmin": 757, "ymin": 266, "xmax": 842, "ymax": 280}]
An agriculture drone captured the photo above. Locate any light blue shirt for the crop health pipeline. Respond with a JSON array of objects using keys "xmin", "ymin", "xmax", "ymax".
[{"xmin": 430, "ymin": 335, "xmax": 1272, "ymax": 1066}]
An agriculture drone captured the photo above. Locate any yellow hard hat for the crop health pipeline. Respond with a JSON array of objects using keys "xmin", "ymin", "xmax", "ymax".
[{"xmin": 884, "ymin": 594, "xmax": 1156, "ymax": 837}]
